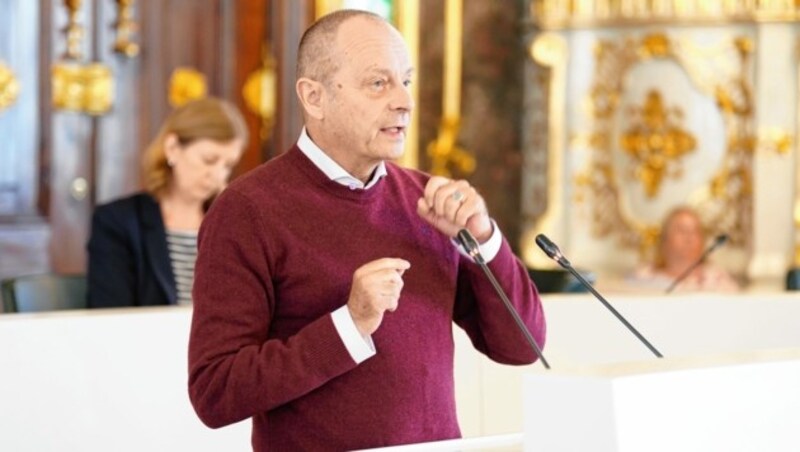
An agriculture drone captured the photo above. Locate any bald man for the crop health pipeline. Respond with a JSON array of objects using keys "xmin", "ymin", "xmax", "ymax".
[{"xmin": 188, "ymin": 9, "xmax": 546, "ymax": 451}]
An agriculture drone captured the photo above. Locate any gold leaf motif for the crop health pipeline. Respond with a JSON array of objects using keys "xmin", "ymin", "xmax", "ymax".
[
  {"xmin": 168, "ymin": 67, "xmax": 207, "ymax": 107},
  {"xmin": 52, "ymin": 62, "xmax": 113, "ymax": 115},
  {"xmin": 0, "ymin": 62, "xmax": 20, "ymax": 111},
  {"xmin": 427, "ymin": 118, "xmax": 475, "ymax": 177},
  {"xmin": 620, "ymin": 90, "xmax": 697, "ymax": 198}
]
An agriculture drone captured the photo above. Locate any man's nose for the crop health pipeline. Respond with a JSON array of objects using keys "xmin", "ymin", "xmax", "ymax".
[{"xmin": 390, "ymin": 83, "xmax": 414, "ymax": 112}]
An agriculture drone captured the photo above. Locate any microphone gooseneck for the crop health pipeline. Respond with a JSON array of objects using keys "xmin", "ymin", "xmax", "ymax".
[
  {"xmin": 665, "ymin": 233, "xmax": 729, "ymax": 294},
  {"xmin": 457, "ymin": 229, "xmax": 550, "ymax": 369},
  {"xmin": 534, "ymin": 234, "xmax": 663, "ymax": 359}
]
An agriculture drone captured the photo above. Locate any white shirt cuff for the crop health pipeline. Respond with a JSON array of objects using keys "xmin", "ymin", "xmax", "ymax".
[
  {"xmin": 331, "ymin": 305, "xmax": 376, "ymax": 364},
  {"xmin": 454, "ymin": 220, "xmax": 503, "ymax": 263}
]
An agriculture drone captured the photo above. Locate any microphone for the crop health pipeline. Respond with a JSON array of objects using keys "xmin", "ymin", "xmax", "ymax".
[
  {"xmin": 665, "ymin": 234, "xmax": 729, "ymax": 294},
  {"xmin": 535, "ymin": 234, "xmax": 663, "ymax": 358},
  {"xmin": 456, "ymin": 229, "xmax": 550, "ymax": 369}
]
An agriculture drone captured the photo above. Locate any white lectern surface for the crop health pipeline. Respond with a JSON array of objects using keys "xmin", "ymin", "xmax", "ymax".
[{"xmin": 523, "ymin": 350, "xmax": 800, "ymax": 452}]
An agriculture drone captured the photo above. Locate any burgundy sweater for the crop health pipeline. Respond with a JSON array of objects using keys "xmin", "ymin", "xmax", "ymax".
[{"xmin": 188, "ymin": 146, "xmax": 546, "ymax": 451}]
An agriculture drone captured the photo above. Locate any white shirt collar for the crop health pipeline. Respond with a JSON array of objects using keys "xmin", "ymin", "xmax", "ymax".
[{"xmin": 297, "ymin": 128, "xmax": 387, "ymax": 190}]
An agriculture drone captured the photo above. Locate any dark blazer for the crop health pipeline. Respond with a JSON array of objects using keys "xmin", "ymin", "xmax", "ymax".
[{"xmin": 87, "ymin": 192, "xmax": 177, "ymax": 308}]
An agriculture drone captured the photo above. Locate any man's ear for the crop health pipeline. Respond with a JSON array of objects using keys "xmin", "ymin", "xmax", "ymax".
[{"xmin": 296, "ymin": 78, "xmax": 325, "ymax": 120}]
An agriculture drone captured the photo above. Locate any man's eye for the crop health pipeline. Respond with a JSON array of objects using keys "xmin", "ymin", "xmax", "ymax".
[
  {"xmin": 372, "ymin": 80, "xmax": 386, "ymax": 89},
  {"xmin": 403, "ymin": 79, "xmax": 412, "ymax": 87}
]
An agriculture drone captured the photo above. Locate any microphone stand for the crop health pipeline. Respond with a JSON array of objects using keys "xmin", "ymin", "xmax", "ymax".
[
  {"xmin": 665, "ymin": 235, "xmax": 728, "ymax": 294},
  {"xmin": 457, "ymin": 230, "xmax": 550, "ymax": 369},
  {"xmin": 535, "ymin": 234, "xmax": 663, "ymax": 359},
  {"xmin": 664, "ymin": 259, "xmax": 704, "ymax": 294}
]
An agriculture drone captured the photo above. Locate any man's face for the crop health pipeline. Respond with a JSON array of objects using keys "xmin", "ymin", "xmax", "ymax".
[{"xmin": 320, "ymin": 17, "xmax": 414, "ymax": 176}]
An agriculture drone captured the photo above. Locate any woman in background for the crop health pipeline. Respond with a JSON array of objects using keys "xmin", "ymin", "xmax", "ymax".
[
  {"xmin": 628, "ymin": 206, "xmax": 740, "ymax": 293},
  {"xmin": 87, "ymin": 97, "xmax": 248, "ymax": 308}
]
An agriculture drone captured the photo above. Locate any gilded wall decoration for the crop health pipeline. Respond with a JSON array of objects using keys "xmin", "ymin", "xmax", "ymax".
[
  {"xmin": 168, "ymin": 67, "xmax": 207, "ymax": 107},
  {"xmin": 243, "ymin": 44, "xmax": 278, "ymax": 142},
  {"xmin": 112, "ymin": 0, "xmax": 139, "ymax": 58},
  {"xmin": 0, "ymin": 62, "xmax": 20, "ymax": 111},
  {"xmin": 620, "ymin": 89, "xmax": 696, "ymax": 198},
  {"xmin": 574, "ymin": 32, "xmax": 754, "ymax": 257},
  {"xmin": 531, "ymin": 0, "xmax": 800, "ymax": 30},
  {"xmin": 52, "ymin": 0, "xmax": 114, "ymax": 115},
  {"xmin": 52, "ymin": 63, "xmax": 113, "ymax": 115}
]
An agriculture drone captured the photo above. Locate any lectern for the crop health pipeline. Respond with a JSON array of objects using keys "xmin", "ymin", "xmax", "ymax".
[{"xmin": 523, "ymin": 350, "xmax": 800, "ymax": 452}]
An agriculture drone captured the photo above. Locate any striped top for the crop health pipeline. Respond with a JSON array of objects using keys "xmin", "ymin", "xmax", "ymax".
[{"xmin": 166, "ymin": 229, "xmax": 198, "ymax": 305}]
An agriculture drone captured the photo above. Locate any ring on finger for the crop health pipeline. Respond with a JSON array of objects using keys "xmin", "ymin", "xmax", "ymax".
[{"xmin": 451, "ymin": 190, "xmax": 465, "ymax": 203}]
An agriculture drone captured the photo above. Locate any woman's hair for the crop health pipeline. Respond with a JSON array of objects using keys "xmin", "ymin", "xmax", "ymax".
[
  {"xmin": 654, "ymin": 205, "xmax": 706, "ymax": 269},
  {"xmin": 141, "ymin": 97, "xmax": 249, "ymax": 197}
]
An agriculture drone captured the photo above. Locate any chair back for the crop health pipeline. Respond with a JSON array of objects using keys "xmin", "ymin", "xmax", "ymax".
[{"xmin": 1, "ymin": 274, "xmax": 87, "ymax": 313}]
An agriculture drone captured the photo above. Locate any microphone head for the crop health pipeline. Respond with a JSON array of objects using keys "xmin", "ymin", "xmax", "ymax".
[
  {"xmin": 456, "ymin": 229, "xmax": 484, "ymax": 263},
  {"xmin": 535, "ymin": 234, "xmax": 570, "ymax": 268}
]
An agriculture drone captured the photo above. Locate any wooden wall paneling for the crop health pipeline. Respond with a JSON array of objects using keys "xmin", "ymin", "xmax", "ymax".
[
  {"xmin": 47, "ymin": 0, "xmax": 96, "ymax": 274},
  {"xmin": 273, "ymin": 0, "xmax": 313, "ymax": 156},
  {"xmin": 94, "ymin": 0, "xmax": 142, "ymax": 205},
  {"xmin": 137, "ymin": 0, "xmax": 170, "ymax": 150},
  {"xmin": 229, "ymin": 0, "xmax": 271, "ymax": 176}
]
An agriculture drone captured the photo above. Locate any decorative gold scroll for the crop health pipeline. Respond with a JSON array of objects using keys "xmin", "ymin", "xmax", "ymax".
[
  {"xmin": 52, "ymin": 63, "xmax": 113, "ymax": 115},
  {"xmin": 242, "ymin": 44, "xmax": 278, "ymax": 141},
  {"xmin": 168, "ymin": 67, "xmax": 207, "ymax": 107},
  {"xmin": 574, "ymin": 32, "xmax": 755, "ymax": 257},
  {"xmin": 531, "ymin": 0, "xmax": 800, "ymax": 30},
  {"xmin": 427, "ymin": 0, "xmax": 475, "ymax": 177},
  {"xmin": 53, "ymin": 0, "xmax": 114, "ymax": 115},
  {"xmin": 112, "ymin": 0, "xmax": 139, "ymax": 58},
  {"xmin": 62, "ymin": 0, "xmax": 85, "ymax": 61},
  {"xmin": 620, "ymin": 90, "xmax": 697, "ymax": 198},
  {"xmin": 0, "ymin": 62, "xmax": 20, "ymax": 111}
]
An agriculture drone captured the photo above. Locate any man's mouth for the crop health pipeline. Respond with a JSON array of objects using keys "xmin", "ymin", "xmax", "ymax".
[{"xmin": 381, "ymin": 126, "xmax": 406, "ymax": 134}]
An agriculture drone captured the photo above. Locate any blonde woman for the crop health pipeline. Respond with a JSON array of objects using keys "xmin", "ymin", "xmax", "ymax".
[
  {"xmin": 630, "ymin": 206, "xmax": 740, "ymax": 293},
  {"xmin": 87, "ymin": 97, "xmax": 248, "ymax": 308}
]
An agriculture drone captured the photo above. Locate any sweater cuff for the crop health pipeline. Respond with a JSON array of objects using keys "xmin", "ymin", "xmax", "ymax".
[{"xmin": 331, "ymin": 305, "xmax": 376, "ymax": 364}]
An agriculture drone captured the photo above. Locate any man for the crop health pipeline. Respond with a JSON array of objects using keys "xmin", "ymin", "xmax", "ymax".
[{"xmin": 188, "ymin": 9, "xmax": 545, "ymax": 451}]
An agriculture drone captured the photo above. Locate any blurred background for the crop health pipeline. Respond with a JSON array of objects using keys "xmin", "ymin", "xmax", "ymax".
[{"xmin": 1, "ymin": 0, "xmax": 799, "ymax": 293}]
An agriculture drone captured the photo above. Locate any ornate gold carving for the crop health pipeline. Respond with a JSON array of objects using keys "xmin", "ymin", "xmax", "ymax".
[
  {"xmin": 52, "ymin": 63, "xmax": 113, "ymax": 115},
  {"xmin": 112, "ymin": 0, "xmax": 139, "ymax": 58},
  {"xmin": 168, "ymin": 67, "xmax": 207, "ymax": 107},
  {"xmin": 242, "ymin": 44, "xmax": 277, "ymax": 141},
  {"xmin": 62, "ymin": 0, "xmax": 85, "ymax": 61},
  {"xmin": 620, "ymin": 90, "xmax": 697, "ymax": 198},
  {"xmin": 575, "ymin": 32, "xmax": 754, "ymax": 255},
  {"xmin": 757, "ymin": 127, "xmax": 793, "ymax": 155},
  {"xmin": 0, "ymin": 62, "xmax": 20, "ymax": 111},
  {"xmin": 426, "ymin": 118, "xmax": 475, "ymax": 177},
  {"xmin": 52, "ymin": 0, "xmax": 114, "ymax": 115},
  {"xmin": 531, "ymin": 0, "xmax": 800, "ymax": 30}
]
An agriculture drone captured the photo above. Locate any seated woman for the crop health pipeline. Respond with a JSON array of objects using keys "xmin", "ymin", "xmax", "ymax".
[
  {"xmin": 87, "ymin": 97, "xmax": 248, "ymax": 307},
  {"xmin": 628, "ymin": 206, "xmax": 740, "ymax": 293}
]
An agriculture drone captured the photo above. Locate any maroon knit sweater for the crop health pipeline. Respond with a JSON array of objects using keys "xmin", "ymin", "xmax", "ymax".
[{"xmin": 188, "ymin": 146, "xmax": 546, "ymax": 451}]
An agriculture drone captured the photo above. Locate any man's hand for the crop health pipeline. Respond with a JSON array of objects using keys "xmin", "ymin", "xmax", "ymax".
[
  {"xmin": 416, "ymin": 176, "xmax": 493, "ymax": 243},
  {"xmin": 347, "ymin": 258, "xmax": 411, "ymax": 337}
]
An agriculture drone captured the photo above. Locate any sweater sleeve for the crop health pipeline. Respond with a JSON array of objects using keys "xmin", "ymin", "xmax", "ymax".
[
  {"xmin": 188, "ymin": 189, "xmax": 358, "ymax": 428},
  {"xmin": 452, "ymin": 236, "xmax": 546, "ymax": 365}
]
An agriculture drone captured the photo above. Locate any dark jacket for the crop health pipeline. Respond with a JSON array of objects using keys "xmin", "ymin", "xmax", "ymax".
[{"xmin": 87, "ymin": 193, "xmax": 177, "ymax": 308}]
